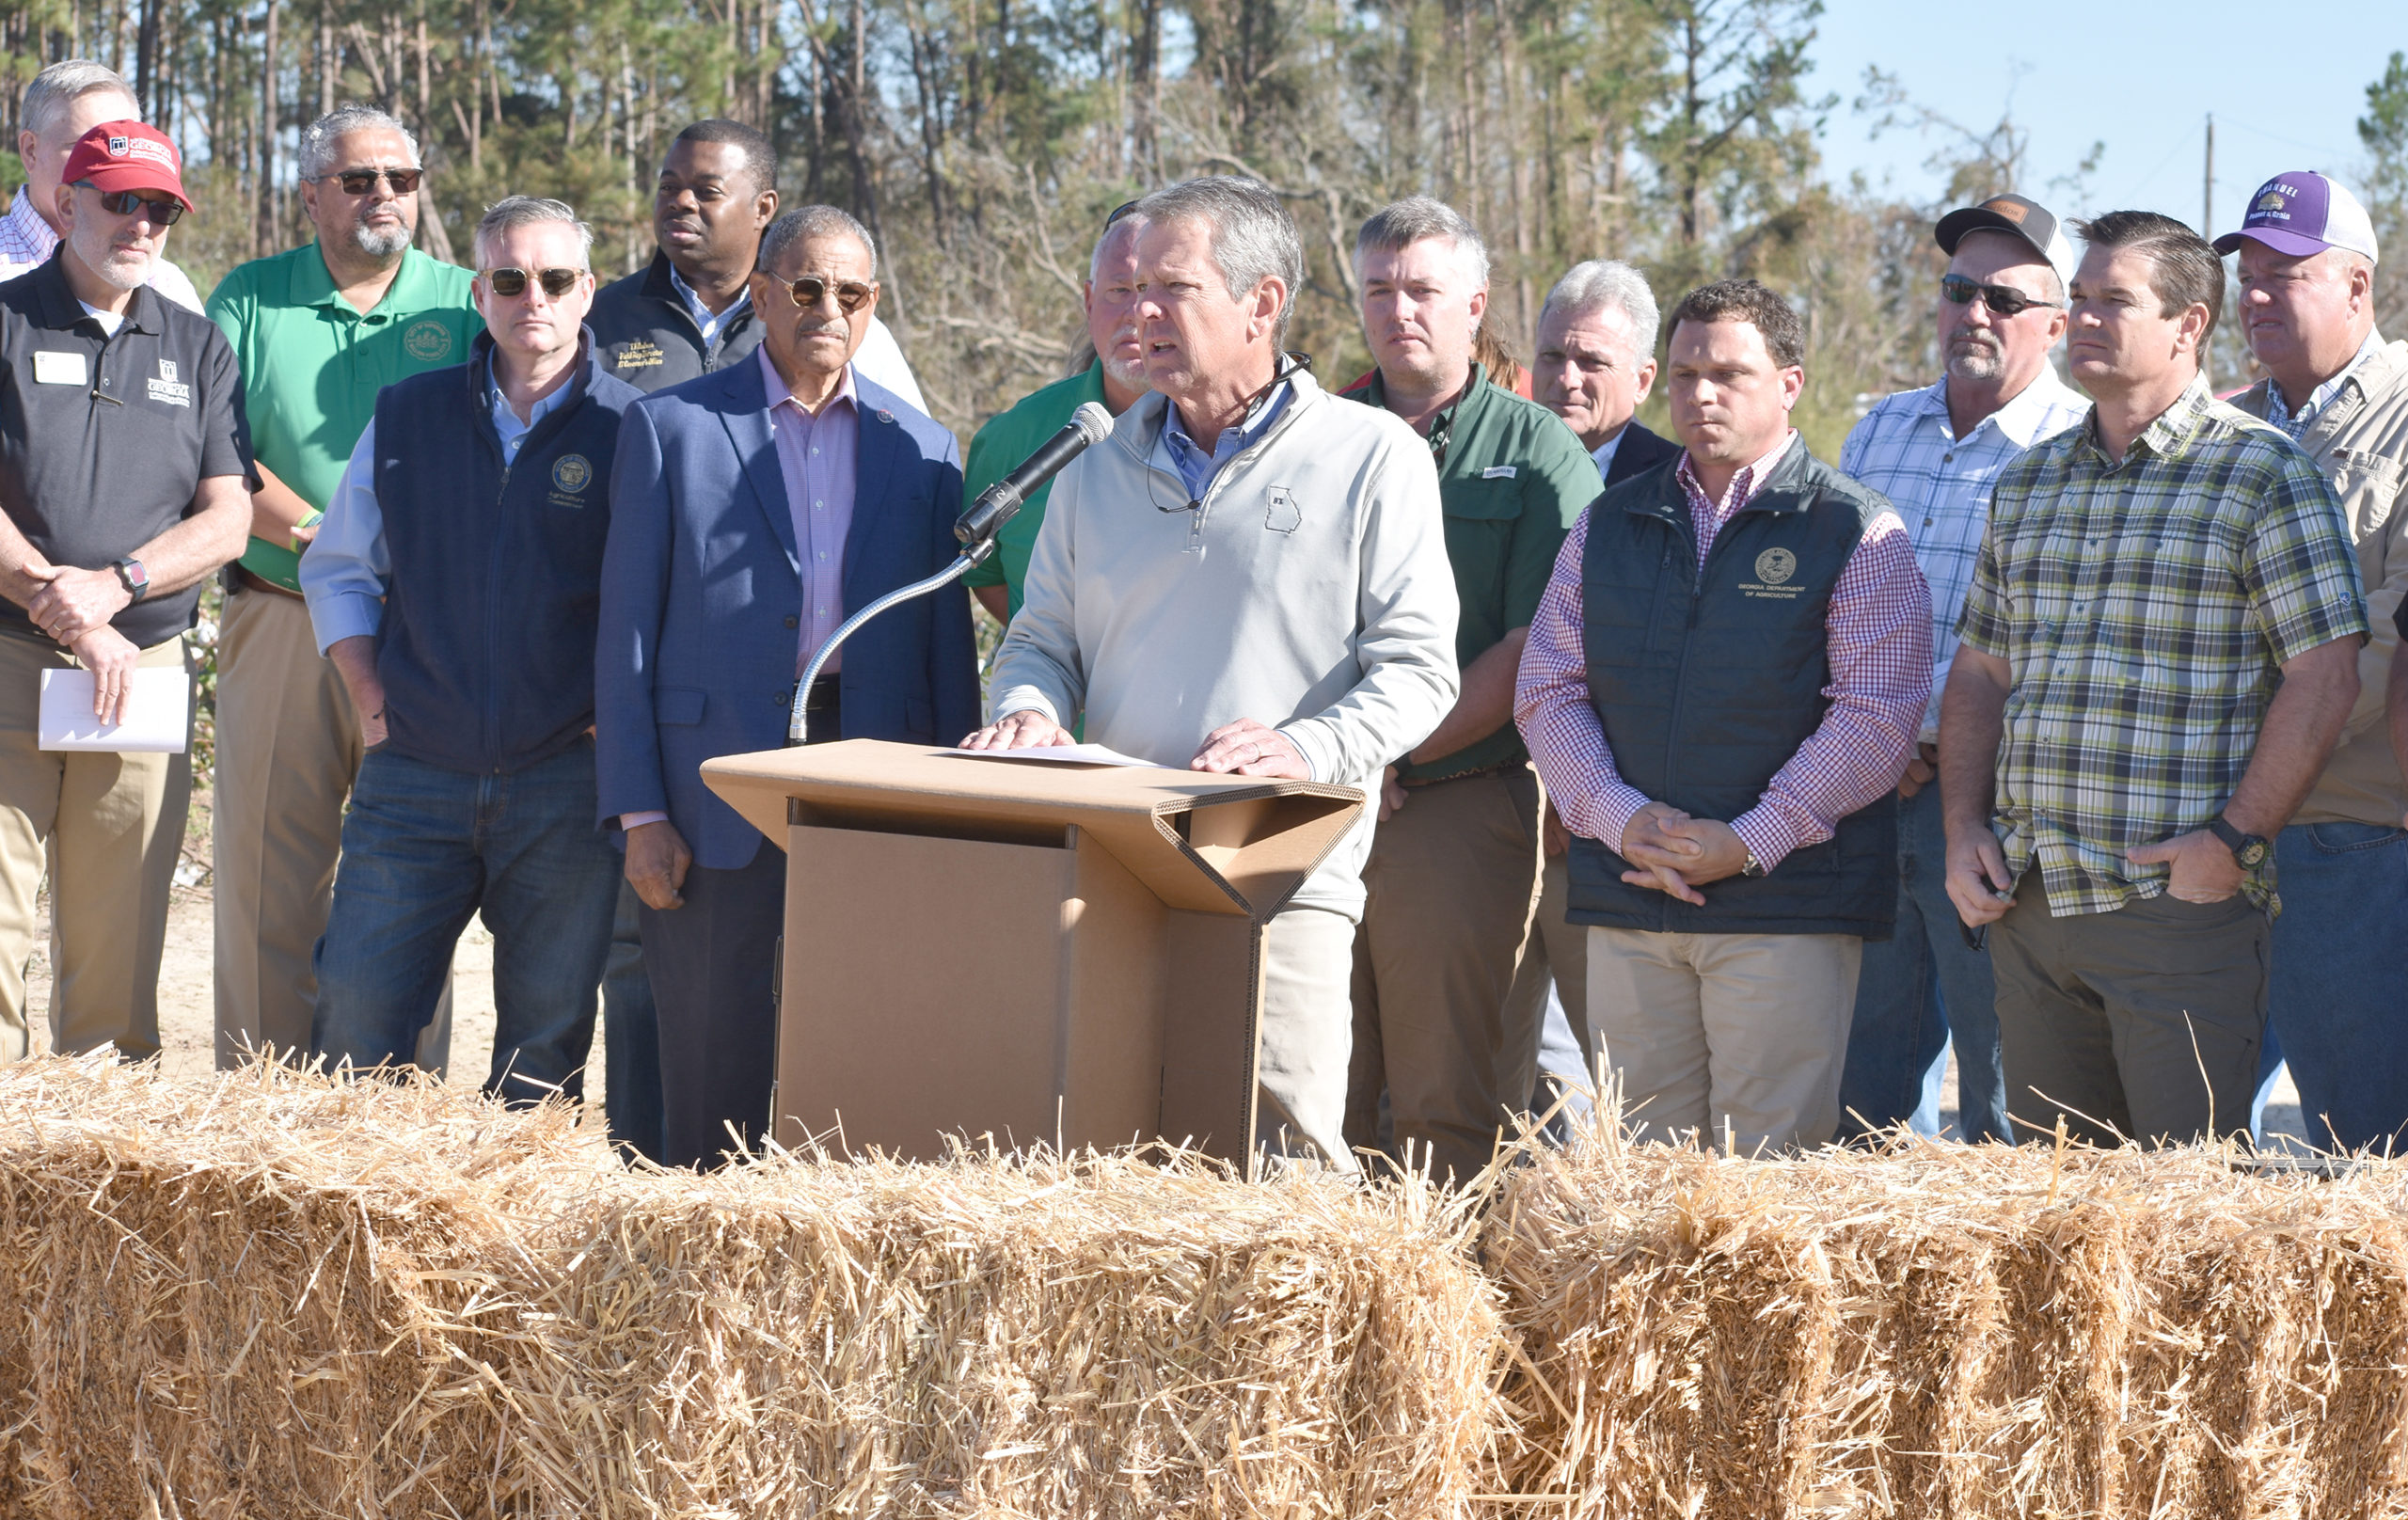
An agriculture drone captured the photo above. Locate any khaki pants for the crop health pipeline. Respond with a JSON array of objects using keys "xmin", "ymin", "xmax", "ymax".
[
  {"xmin": 1503, "ymin": 848, "xmax": 1591, "ymax": 1085},
  {"xmin": 211, "ymin": 585, "xmax": 448, "ymax": 1071},
  {"xmin": 1255, "ymin": 904, "xmax": 1358, "ymax": 1174},
  {"xmin": 1587, "ymin": 926, "xmax": 1861, "ymax": 1151},
  {"xmin": 0, "ymin": 630, "xmax": 192, "ymax": 1059},
  {"xmin": 1346, "ymin": 768, "xmax": 1545, "ymax": 1183}
]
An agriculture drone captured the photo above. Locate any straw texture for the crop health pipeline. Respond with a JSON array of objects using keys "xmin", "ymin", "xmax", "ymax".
[{"xmin": 1485, "ymin": 1131, "xmax": 2408, "ymax": 1519}]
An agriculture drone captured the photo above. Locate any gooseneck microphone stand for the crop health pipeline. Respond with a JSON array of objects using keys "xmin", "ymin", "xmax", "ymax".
[{"xmin": 785, "ymin": 539, "xmax": 992, "ymax": 747}]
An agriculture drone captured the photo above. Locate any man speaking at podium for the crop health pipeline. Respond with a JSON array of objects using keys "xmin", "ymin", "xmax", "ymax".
[{"xmin": 962, "ymin": 176, "xmax": 1461, "ymax": 1172}]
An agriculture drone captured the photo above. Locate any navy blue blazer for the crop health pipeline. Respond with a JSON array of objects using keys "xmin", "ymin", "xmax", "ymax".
[{"xmin": 595, "ymin": 357, "xmax": 981, "ymax": 870}]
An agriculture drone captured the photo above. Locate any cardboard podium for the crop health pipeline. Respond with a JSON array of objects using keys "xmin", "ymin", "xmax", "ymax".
[{"xmin": 701, "ymin": 741, "xmax": 1363, "ymax": 1171}]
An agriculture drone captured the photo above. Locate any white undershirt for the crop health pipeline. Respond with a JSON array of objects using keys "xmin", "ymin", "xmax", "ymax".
[{"xmin": 77, "ymin": 300, "xmax": 122, "ymax": 336}]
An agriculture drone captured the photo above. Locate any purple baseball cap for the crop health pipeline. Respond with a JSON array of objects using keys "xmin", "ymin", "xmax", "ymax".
[{"xmin": 2214, "ymin": 171, "xmax": 2380, "ymax": 262}]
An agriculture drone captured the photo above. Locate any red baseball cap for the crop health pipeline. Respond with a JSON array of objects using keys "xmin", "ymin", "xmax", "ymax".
[{"xmin": 59, "ymin": 119, "xmax": 193, "ymax": 214}]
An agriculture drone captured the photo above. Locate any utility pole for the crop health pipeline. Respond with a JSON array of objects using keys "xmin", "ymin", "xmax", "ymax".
[{"xmin": 2203, "ymin": 113, "xmax": 2216, "ymax": 388}]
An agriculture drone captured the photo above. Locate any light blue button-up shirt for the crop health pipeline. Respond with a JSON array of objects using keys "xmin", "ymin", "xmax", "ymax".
[
  {"xmin": 1154, "ymin": 380, "xmax": 1292, "ymax": 501},
  {"xmin": 668, "ymin": 261, "xmax": 751, "ymax": 348}
]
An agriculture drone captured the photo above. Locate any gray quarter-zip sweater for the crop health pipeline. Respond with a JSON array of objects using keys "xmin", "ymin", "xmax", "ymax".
[{"xmin": 989, "ymin": 368, "xmax": 1461, "ymax": 917}]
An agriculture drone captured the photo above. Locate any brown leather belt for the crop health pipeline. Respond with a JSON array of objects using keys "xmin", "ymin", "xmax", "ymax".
[
  {"xmin": 227, "ymin": 564, "xmax": 307, "ymax": 601},
  {"xmin": 1398, "ymin": 760, "xmax": 1518, "ymax": 789}
]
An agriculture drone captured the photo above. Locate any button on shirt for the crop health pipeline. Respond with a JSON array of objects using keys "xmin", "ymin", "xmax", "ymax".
[
  {"xmin": 667, "ymin": 261, "xmax": 750, "ymax": 348},
  {"xmin": 759, "ymin": 342, "xmax": 857, "ymax": 675},
  {"xmin": 1957, "ymin": 378, "xmax": 2369, "ymax": 916},
  {"xmin": 2265, "ymin": 328, "xmax": 2386, "ymax": 439},
  {"xmin": 304, "ymin": 355, "xmax": 571, "ymax": 649},
  {"xmin": 0, "ymin": 186, "xmax": 204, "ymax": 312},
  {"xmin": 1517, "ymin": 431, "xmax": 1931, "ymax": 871},
  {"xmin": 1841, "ymin": 368, "xmax": 2089, "ymax": 737}
]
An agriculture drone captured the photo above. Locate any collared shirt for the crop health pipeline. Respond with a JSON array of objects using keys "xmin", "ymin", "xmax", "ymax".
[
  {"xmin": 306, "ymin": 352, "xmax": 574, "ymax": 649},
  {"xmin": 1959, "ymin": 376, "xmax": 2369, "ymax": 916},
  {"xmin": 667, "ymin": 261, "xmax": 750, "ymax": 347},
  {"xmin": 0, "ymin": 185, "xmax": 203, "ymax": 311},
  {"xmin": 0, "ymin": 251, "xmax": 253, "ymax": 650},
  {"xmin": 205, "ymin": 242, "xmax": 478, "ymax": 590},
  {"xmin": 1156, "ymin": 379, "xmax": 1291, "ymax": 501},
  {"xmin": 1590, "ymin": 431, "xmax": 1625, "ymax": 478},
  {"xmin": 2264, "ymin": 328, "xmax": 2387, "ymax": 439},
  {"xmin": 1518, "ymin": 430, "xmax": 1932, "ymax": 871},
  {"xmin": 759, "ymin": 342, "xmax": 858, "ymax": 675},
  {"xmin": 1841, "ymin": 367, "xmax": 2090, "ymax": 737},
  {"xmin": 1340, "ymin": 365, "xmax": 1600, "ymax": 778},
  {"xmin": 962, "ymin": 363, "xmax": 1109, "ymax": 619}
]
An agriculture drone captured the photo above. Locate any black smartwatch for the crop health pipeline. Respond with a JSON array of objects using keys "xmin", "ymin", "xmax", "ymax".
[
  {"xmin": 111, "ymin": 557, "xmax": 150, "ymax": 603},
  {"xmin": 2208, "ymin": 815, "xmax": 2270, "ymax": 869}
]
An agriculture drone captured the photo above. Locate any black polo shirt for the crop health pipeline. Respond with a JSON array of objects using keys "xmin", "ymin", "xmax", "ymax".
[
  {"xmin": 587, "ymin": 250, "xmax": 764, "ymax": 393},
  {"xmin": 0, "ymin": 249, "xmax": 253, "ymax": 649}
]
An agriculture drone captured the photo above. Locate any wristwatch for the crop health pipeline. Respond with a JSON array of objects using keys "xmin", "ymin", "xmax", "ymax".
[
  {"xmin": 110, "ymin": 557, "xmax": 149, "ymax": 603},
  {"xmin": 1740, "ymin": 850, "xmax": 1768, "ymax": 879},
  {"xmin": 2208, "ymin": 815, "xmax": 2270, "ymax": 869}
]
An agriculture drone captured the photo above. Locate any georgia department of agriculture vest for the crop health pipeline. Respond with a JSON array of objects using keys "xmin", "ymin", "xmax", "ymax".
[{"xmin": 1568, "ymin": 442, "xmax": 1898, "ymax": 938}]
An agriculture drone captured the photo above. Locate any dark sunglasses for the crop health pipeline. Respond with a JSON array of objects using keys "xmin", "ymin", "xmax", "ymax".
[
  {"xmin": 77, "ymin": 183, "xmax": 182, "ymax": 225},
  {"xmin": 322, "ymin": 167, "xmax": 423, "ymax": 196},
  {"xmin": 482, "ymin": 265, "xmax": 582, "ymax": 299},
  {"xmin": 774, "ymin": 276, "xmax": 877, "ymax": 313},
  {"xmin": 1940, "ymin": 273, "xmax": 2061, "ymax": 318}
]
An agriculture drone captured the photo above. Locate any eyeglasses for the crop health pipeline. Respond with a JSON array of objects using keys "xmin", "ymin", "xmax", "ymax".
[
  {"xmin": 76, "ymin": 183, "xmax": 182, "ymax": 225},
  {"xmin": 321, "ymin": 167, "xmax": 423, "ymax": 196},
  {"xmin": 773, "ymin": 276, "xmax": 877, "ymax": 313},
  {"xmin": 1940, "ymin": 273, "xmax": 2061, "ymax": 318},
  {"xmin": 482, "ymin": 266, "xmax": 583, "ymax": 299},
  {"xmin": 1105, "ymin": 199, "xmax": 1140, "ymax": 229}
]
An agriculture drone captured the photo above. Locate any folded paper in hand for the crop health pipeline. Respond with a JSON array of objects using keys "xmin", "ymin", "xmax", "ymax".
[
  {"xmin": 39, "ymin": 668, "xmax": 189, "ymax": 752},
  {"xmin": 946, "ymin": 741, "xmax": 1156, "ymax": 768}
]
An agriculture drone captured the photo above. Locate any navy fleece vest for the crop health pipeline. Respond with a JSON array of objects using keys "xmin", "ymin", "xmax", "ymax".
[
  {"xmin": 370, "ymin": 330, "xmax": 642, "ymax": 775},
  {"xmin": 1566, "ymin": 442, "xmax": 1898, "ymax": 937}
]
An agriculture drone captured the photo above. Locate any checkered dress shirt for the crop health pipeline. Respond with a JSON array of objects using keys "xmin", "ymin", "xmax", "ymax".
[
  {"xmin": 2263, "ymin": 328, "xmax": 2386, "ymax": 440},
  {"xmin": 1517, "ymin": 432, "xmax": 1931, "ymax": 872},
  {"xmin": 1841, "ymin": 370, "xmax": 2089, "ymax": 738},
  {"xmin": 1958, "ymin": 377, "xmax": 2369, "ymax": 915}
]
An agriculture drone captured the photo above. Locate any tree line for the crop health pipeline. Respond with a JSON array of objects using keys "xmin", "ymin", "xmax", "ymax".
[{"xmin": 1, "ymin": 0, "xmax": 2404, "ymax": 453}]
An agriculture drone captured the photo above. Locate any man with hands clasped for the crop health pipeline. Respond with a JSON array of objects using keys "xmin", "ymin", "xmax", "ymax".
[
  {"xmin": 1941, "ymin": 211, "xmax": 2367, "ymax": 1148},
  {"xmin": 1515, "ymin": 277, "xmax": 1932, "ymax": 1153}
]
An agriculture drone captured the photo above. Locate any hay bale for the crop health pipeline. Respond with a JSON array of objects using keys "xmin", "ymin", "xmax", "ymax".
[
  {"xmin": 1484, "ymin": 1132, "xmax": 2408, "ymax": 1519},
  {"xmin": 507, "ymin": 1148, "xmax": 1506, "ymax": 1519},
  {"xmin": 0, "ymin": 1055, "xmax": 590, "ymax": 1518}
]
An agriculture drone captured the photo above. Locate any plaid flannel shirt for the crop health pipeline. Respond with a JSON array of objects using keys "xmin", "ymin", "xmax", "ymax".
[
  {"xmin": 1841, "ymin": 369, "xmax": 2089, "ymax": 738},
  {"xmin": 1958, "ymin": 377, "xmax": 2368, "ymax": 916}
]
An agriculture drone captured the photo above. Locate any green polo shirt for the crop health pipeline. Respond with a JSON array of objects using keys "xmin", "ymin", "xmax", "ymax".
[
  {"xmin": 962, "ymin": 364, "xmax": 1110, "ymax": 620},
  {"xmin": 1341, "ymin": 366, "xmax": 1599, "ymax": 780},
  {"xmin": 206, "ymin": 244, "xmax": 479, "ymax": 590}
]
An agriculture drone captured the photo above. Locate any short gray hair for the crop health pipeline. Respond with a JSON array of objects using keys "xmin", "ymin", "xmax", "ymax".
[
  {"xmin": 297, "ymin": 103, "xmax": 420, "ymax": 183},
  {"xmin": 757, "ymin": 205, "xmax": 878, "ymax": 275},
  {"xmin": 1541, "ymin": 260, "xmax": 1662, "ymax": 357},
  {"xmin": 21, "ymin": 60, "xmax": 135, "ymax": 142},
  {"xmin": 474, "ymin": 196, "xmax": 594, "ymax": 270},
  {"xmin": 1133, "ymin": 176, "xmax": 1305, "ymax": 342},
  {"xmin": 1354, "ymin": 196, "xmax": 1489, "ymax": 288}
]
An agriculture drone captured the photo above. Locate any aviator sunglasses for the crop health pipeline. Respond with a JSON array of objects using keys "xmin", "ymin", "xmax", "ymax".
[
  {"xmin": 1940, "ymin": 273, "xmax": 2061, "ymax": 318},
  {"xmin": 482, "ymin": 266, "xmax": 583, "ymax": 298},
  {"xmin": 773, "ymin": 275, "xmax": 878, "ymax": 313},
  {"xmin": 76, "ymin": 182, "xmax": 182, "ymax": 225},
  {"xmin": 321, "ymin": 166, "xmax": 423, "ymax": 196}
]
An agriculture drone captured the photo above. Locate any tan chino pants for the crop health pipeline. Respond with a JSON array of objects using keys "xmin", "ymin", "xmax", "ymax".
[{"xmin": 0, "ymin": 630, "xmax": 193, "ymax": 1059}]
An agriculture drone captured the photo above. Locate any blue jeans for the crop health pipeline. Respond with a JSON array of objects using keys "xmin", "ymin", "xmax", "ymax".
[
  {"xmin": 2268, "ymin": 820, "xmax": 2408, "ymax": 1151},
  {"xmin": 311, "ymin": 743, "xmax": 618, "ymax": 1104},
  {"xmin": 1837, "ymin": 779, "xmax": 2011, "ymax": 1142}
]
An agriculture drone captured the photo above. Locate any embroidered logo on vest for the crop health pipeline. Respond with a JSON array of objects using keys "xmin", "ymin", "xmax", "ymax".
[
  {"xmin": 1741, "ymin": 546, "xmax": 1802, "ymax": 600},
  {"xmin": 548, "ymin": 453, "xmax": 594, "ymax": 508}
]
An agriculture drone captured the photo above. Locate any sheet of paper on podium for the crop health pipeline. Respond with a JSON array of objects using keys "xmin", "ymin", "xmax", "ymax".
[
  {"xmin": 945, "ymin": 741, "xmax": 1156, "ymax": 768},
  {"xmin": 38, "ymin": 668, "xmax": 189, "ymax": 752}
]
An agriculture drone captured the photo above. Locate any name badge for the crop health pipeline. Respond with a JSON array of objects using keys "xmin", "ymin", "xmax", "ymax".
[{"xmin": 32, "ymin": 351, "xmax": 87, "ymax": 387}]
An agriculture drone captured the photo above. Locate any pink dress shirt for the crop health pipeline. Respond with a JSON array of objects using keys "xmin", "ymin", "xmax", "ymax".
[
  {"xmin": 758, "ymin": 344, "xmax": 859, "ymax": 675},
  {"xmin": 1515, "ymin": 431, "xmax": 1930, "ymax": 873}
]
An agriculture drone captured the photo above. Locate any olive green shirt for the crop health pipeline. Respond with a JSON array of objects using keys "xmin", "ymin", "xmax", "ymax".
[
  {"xmin": 206, "ymin": 244, "xmax": 480, "ymax": 590},
  {"xmin": 962, "ymin": 365, "xmax": 1110, "ymax": 621},
  {"xmin": 1340, "ymin": 366, "xmax": 1598, "ymax": 779}
]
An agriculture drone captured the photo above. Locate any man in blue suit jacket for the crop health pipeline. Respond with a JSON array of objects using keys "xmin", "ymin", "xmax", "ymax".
[{"xmin": 596, "ymin": 205, "xmax": 980, "ymax": 1168}]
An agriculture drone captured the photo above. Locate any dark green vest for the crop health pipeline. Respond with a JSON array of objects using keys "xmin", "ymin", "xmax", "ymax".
[{"xmin": 1567, "ymin": 443, "xmax": 1898, "ymax": 937}]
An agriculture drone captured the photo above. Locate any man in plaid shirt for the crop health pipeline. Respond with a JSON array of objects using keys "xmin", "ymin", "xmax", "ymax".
[
  {"xmin": 1941, "ymin": 210, "xmax": 2368, "ymax": 1148},
  {"xmin": 1835, "ymin": 194, "xmax": 2090, "ymax": 1145}
]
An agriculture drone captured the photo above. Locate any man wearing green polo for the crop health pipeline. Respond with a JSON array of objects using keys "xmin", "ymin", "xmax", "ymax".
[
  {"xmin": 1340, "ymin": 198, "xmax": 1600, "ymax": 1185},
  {"xmin": 962, "ymin": 204, "xmax": 1148, "ymax": 624},
  {"xmin": 206, "ymin": 103, "xmax": 478, "ymax": 1070}
]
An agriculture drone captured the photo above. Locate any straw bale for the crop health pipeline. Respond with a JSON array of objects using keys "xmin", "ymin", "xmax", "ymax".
[
  {"xmin": 1485, "ymin": 1132, "xmax": 2408, "ymax": 1520},
  {"xmin": 506, "ymin": 1147, "xmax": 1506, "ymax": 1519}
]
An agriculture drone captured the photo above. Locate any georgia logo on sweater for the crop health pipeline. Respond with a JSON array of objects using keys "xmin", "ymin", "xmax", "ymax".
[{"xmin": 1264, "ymin": 486, "xmax": 1302, "ymax": 534}]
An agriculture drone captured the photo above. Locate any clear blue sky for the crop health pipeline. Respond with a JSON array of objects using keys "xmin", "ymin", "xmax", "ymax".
[{"xmin": 1807, "ymin": 0, "xmax": 2400, "ymax": 230}]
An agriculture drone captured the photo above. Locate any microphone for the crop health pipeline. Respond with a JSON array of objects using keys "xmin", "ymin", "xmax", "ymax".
[{"xmin": 955, "ymin": 401, "xmax": 1114, "ymax": 550}]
